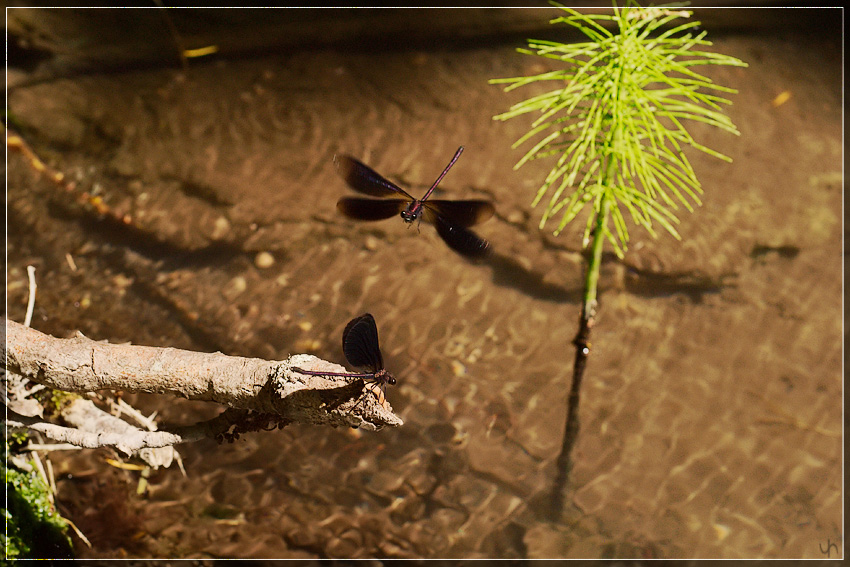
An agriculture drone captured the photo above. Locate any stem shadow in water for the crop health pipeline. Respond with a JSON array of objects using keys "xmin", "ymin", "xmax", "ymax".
[{"xmin": 472, "ymin": 247, "xmax": 737, "ymax": 304}]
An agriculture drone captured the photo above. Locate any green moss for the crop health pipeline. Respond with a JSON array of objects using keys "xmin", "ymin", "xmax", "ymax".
[
  {"xmin": 3, "ymin": 432, "xmax": 74, "ymax": 559},
  {"xmin": 33, "ymin": 388, "xmax": 81, "ymax": 420}
]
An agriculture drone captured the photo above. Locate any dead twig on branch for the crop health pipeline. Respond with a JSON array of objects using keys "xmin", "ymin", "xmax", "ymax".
[{"xmin": 4, "ymin": 319, "xmax": 403, "ymax": 457}]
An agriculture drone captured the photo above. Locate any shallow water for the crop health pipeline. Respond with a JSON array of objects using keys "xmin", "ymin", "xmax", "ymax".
[{"xmin": 6, "ymin": 9, "xmax": 842, "ymax": 559}]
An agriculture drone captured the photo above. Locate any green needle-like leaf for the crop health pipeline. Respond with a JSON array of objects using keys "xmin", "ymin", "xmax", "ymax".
[{"xmin": 491, "ymin": 1, "xmax": 746, "ymax": 256}]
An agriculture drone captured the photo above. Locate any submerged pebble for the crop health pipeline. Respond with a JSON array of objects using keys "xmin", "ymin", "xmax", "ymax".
[{"xmin": 255, "ymin": 251, "xmax": 275, "ymax": 269}]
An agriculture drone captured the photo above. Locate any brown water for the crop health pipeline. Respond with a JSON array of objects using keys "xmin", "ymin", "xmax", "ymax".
[{"xmin": 6, "ymin": 9, "xmax": 842, "ymax": 560}]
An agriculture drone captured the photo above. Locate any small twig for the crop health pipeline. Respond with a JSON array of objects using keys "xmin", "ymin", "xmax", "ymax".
[
  {"xmin": 174, "ymin": 448, "xmax": 187, "ymax": 477},
  {"xmin": 153, "ymin": 0, "xmax": 188, "ymax": 71},
  {"xmin": 64, "ymin": 517, "xmax": 92, "ymax": 548},
  {"xmin": 7, "ymin": 128, "xmax": 134, "ymax": 226},
  {"xmin": 45, "ymin": 456, "xmax": 58, "ymax": 498},
  {"xmin": 23, "ymin": 443, "xmax": 81, "ymax": 452},
  {"xmin": 6, "ymin": 403, "xmax": 214, "ymax": 454},
  {"xmin": 111, "ymin": 397, "xmax": 159, "ymax": 431},
  {"xmin": 24, "ymin": 265, "xmax": 37, "ymax": 327},
  {"xmin": 25, "ymin": 383, "xmax": 47, "ymax": 397},
  {"xmin": 29, "ymin": 447, "xmax": 53, "ymax": 505}
]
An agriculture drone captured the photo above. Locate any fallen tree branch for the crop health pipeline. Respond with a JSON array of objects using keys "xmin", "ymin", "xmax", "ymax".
[{"xmin": 4, "ymin": 319, "xmax": 403, "ymax": 455}]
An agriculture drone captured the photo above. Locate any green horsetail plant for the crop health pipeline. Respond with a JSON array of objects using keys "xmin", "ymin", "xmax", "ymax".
[{"xmin": 490, "ymin": 2, "xmax": 746, "ymax": 518}]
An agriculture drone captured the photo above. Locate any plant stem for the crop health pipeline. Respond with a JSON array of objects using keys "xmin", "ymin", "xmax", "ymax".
[
  {"xmin": 494, "ymin": 2, "xmax": 745, "ymax": 523},
  {"xmin": 583, "ymin": 194, "xmax": 610, "ymax": 322},
  {"xmin": 549, "ymin": 186, "xmax": 612, "ymax": 520}
]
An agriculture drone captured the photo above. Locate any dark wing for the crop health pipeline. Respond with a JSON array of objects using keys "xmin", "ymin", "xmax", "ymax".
[
  {"xmin": 431, "ymin": 215, "xmax": 491, "ymax": 258},
  {"xmin": 334, "ymin": 155, "xmax": 415, "ymax": 200},
  {"xmin": 342, "ymin": 313, "xmax": 384, "ymax": 372},
  {"xmin": 337, "ymin": 197, "xmax": 407, "ymax": 221},
  {"xmin": 422, "ymin": 199, "xmax": 495, "ymax": 227}
]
